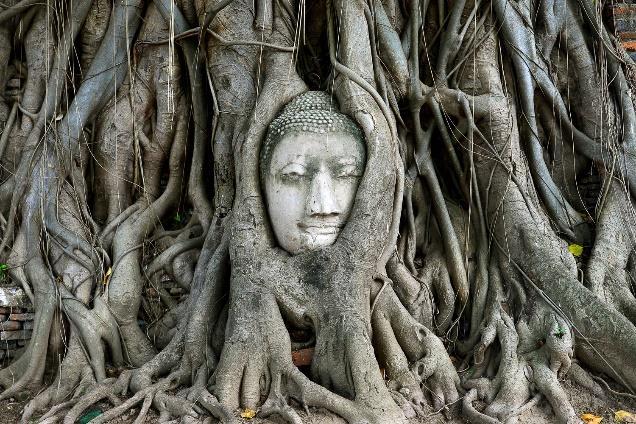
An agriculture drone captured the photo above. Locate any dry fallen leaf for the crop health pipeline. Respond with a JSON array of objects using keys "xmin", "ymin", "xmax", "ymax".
[
  {"xmin": 240, "ymin": 408, "xmax": 257, "ymax": 419},
  {"xmin": 616, "ymin": 410, "xmax": 636, "ymax": 423},
  {"xmin": 581, "ymin": 413, "xmax": 603, "ymax": 424}
]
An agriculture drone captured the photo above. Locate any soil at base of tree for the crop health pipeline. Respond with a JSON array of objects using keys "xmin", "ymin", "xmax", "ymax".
[{"xmin": 1, "ymin": 379, "xmax": 633, "ymax": 423}]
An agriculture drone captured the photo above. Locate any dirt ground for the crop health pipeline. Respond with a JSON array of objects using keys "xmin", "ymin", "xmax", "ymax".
[{"xmin": 2, "ymin": 375, "xmax": 635, "ymax": 423}]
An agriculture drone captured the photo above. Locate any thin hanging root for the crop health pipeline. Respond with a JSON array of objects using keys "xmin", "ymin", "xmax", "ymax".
[{"xmin": 406, "ymin": 0, "xmax": 469, "ymax": 306}]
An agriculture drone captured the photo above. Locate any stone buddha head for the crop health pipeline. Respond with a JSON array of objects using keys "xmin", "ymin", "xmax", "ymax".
[{"xmin": 261, "ymin": 91, "xmax": 366, "ymax": 255}]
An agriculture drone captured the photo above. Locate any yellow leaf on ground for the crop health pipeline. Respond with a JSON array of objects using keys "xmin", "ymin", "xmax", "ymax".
[
  {"xmin": 616, "ymin": 410, "xmax": 636, "ymax": 423},
  {"xmin": 581, "ymin": 413, "xmax": 603, "ymax": 424},
  {"xmin": 568, "ymin": 244, "xmax": 584, "ymax": 257},
  {"xmin": 240, "ymin": 408, "xmax": 256, "ymax": 419}
]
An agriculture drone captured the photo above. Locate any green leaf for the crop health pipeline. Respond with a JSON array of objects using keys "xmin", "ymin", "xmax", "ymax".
[
  {"xmin": 79, "ymin": 409, "xmax": 102, "ymax": 424},
  {"xmin": 568, "ymin": 244, "xmax": 583, "ymax": 257},
  {"xmin": 554, "ymin": 326, "xmax": 566, "ymax": 339}
]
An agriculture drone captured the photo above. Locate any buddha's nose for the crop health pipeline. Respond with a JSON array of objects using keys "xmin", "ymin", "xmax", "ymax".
[{"xmin": 308, "ymin": 171, "xmax": 340, "ymax": 216}]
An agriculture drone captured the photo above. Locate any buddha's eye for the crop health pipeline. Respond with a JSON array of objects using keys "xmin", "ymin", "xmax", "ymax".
[
  {"xmin": 337, "ymin": 165, "xmax": 361, "ymax": 179},
  {"xmin": 280, "ymin": 163, "xmax": 307, "ymax": 182}
]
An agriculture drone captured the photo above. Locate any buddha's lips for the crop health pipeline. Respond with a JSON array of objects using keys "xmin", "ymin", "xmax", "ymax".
[{"xmin": 298, "ymin": 222, "xmax": 344, "ymax": 235}]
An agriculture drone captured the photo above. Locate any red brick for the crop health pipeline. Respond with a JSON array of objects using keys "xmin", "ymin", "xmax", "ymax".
[
  {"xmin": 610, "ymin": 5, "xmax": 636, "ymax": 17},
  {"xmin": 619, "ymin": 31, "xmax": 636, "ymax": 40},
  {"xmin": 0, "ymin": 321, "xmax": 21, "ymax": 331},
  {"xmin": 291, "ymin": 347, "xmax": 314, "ymax": 366}
]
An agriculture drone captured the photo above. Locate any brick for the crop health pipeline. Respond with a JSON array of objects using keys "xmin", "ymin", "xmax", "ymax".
[
  {"xmin": 0, "ymin": 307, "xmax": 28, "ymax": 315},
  {"xmin": 618, "ymin": 31, "xmax": 636, "ymax": 40},
  {"xmin": 0, "ymin": 330, "xmax": 32, "ymax": 341},
  {"xmin": 0, "ymin": 321, "xmax": 21, "ymax": 331},
  {"xmin": 291, "ymin": 347, "xmax": 314, "ymax": 366},
  {"xmin": 9, "ymin": 313, "xmax": 34, "ymax": 321},
  {"xmin": 614, "ymin": 19, "xmax": 636, "ymax": 32},
  {"xmin": 610, "ymin": 5, "xmax": 636, "ymax": 17},
  {"xmin": 22, "ymin": 321, "xmax": 33, "ymax": 330},
  {"xmin": 0, "ymin": 340, "xmax": 17, "ymax": 349}
]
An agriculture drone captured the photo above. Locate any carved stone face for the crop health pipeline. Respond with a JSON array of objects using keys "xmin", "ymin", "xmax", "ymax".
[{"xmin": 264, "ymin": 131, "xmax": 365, "ymax": 255}]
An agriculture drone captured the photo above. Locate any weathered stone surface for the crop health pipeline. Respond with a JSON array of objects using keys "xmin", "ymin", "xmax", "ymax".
[
  {"xmin": 0, "ymin": 330, "xmax": 32, "ymax": 341},
  {"xmin": 0, "ymin": 287, "xmax": 31, "ymax": 309}
]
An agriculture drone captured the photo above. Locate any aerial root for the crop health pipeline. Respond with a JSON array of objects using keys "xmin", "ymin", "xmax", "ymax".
[
  {"xmin": 45, "ymin": 210, "xmax": 110, "ymax": 271},
  {"xmin": 462, "ymin": 389, "xmax": 500, "ymax": 424},
  {"xmin": 57, "ymin": 369, "xmax": 200, "ymax": 424},
  {"xmin": 260, "ymin": 373, "xmax": 303, "ymax": 424},
  {"xmin": 62, "ymin": 372, "xmax": 132, "ymax": 424},
  {"xmin": 194, "ymin": 389, "xmax": 236, "ymax": 423},
  {"xmin": 372, "ymin": 282, "xmax": 460, "ymax": 416},
  {"xmin": 461, "ymin": 300, "xmax": 578, "ymax": 424},
  {"xmin": 22, "ymin": 338, "xmax": 95, "ymax": 423}
]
